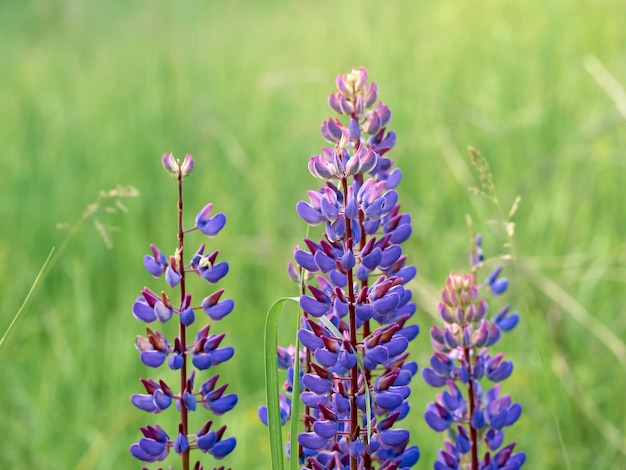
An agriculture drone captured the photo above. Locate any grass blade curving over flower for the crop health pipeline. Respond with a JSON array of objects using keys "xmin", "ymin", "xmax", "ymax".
[{"xmin": 263, "ymin": 296, "xmax": 299, "ymax": 470}]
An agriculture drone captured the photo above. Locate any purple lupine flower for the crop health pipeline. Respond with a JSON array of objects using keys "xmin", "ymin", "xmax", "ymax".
[
  {"xmin": 422, "ymin": 238, "xmax": 525, "ymax": 469},
  {"xmin": 262, "ymin": 67, "xmax": 419, "ymax": 469},
  {"xmin": 130, "ymin": 155, "xmax": 237, "ymax": 469}
]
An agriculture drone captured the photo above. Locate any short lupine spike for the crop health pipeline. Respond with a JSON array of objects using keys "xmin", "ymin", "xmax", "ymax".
[{"xmin": 130, "ymin": 155, "xmax": 237, "ymax": 469}]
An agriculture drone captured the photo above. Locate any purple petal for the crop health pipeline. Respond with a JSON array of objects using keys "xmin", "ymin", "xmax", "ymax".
[
  {"xmin": 180, "ymin": 307, "xmax": 195, "ymax": 326},
  {"xmin": 356, "ymin": 303, "xmax": 374, "ymax": 321},
  {"xmin": 295, "ymin": 250, "xmax": 319, "ymax": 272},
  {"xmin": 201, "ymin": 261, "xmax": 229, "ymax": 283},
  {"xmin": 296, "ymin": 201, "xmax": 323, "ymax": 225},
  {"xmin": 139, "ymin": 437, "xmax": 167, "ymax": 457},
  {"xmin": 132, "ymin": 297, "xmax": 156, "ymax": 323},
  {"xmin": 372, "ymin": 293, "xmax": 400, "ymax": 314},
  {"xmin": 303, "ymin": 373, "xmax": 332, "ymax": 394},
  {"xmin": 211, "ymin": 346, "xmax": 235, "ymax": 366},
  {"xmin": 385, "ymin": 168, "xmax": 402, "ymax": 190},
  {"xmin": 144, "ymin": 254, "xmax": 163, "ymax": 277},
  {"xmin": 211, "ymin": 393, "xmax": 238, "ymax": 415},
  {"xmin": 488, "ymin": 360, "xmax": 513, "ymax": 382},
  {"xmin": 385, "ymin": 335, "xmax": 409, "ymax": 357},
  {"xmin": 380, "ymin": 245, "xmax": 402, "ymax": 268},
  {"xmin": 379, "ymin": 428, "xmax": 409, "ymax": 447},
  {"xmin": 471, "ymin": 408, "xmax": 485, "ymax": 429},
  {"xmin": 204, "ymin": 299, "xmax": 234, "ymax": 321},
  {"xmin": 183, "ymin": 391, "xmax": 197, "ymax": 411},
  {"xmin": 140, "ymin": 350, "xmax": 166, "ymax": 368},
  {"xmin": 314, "ymin": 250, "xmax": 335, "ymax": 272},
  {"xmin": 298, "ymin": 432, "xmax": 328, "ymax": 451},
  {"xmin": 154, "ymin": 301, "xmax": 173, "ymax": 323},
  {"xmin": 165, "ymin": 265, "xmax": 181, "ymax": 288},
  {"xmin": 174, "ymin": 433, "xmax": 189, "ymax": 454},
  {"xmin": 130, "ymin": 443, "xmax": 157, "ymax": 462},
  {"xmin": 490, "ymin": 278, "xmax": 509, "ymax": 295},
  {"xmin": 375, "ymin": 391, "xmax": 404, "ymax": 410},
  {"xmin": 422, "ymin": 368, "xmax": 448, "ymax": 387},
  {"xmin": 320, "ymin": 197, "xmax": 339, "ymax": 221},
  {"xmin": 389, "ymin": 223, "xmax": 412, "ymax": 244},
  {"xmin": 301, "ymin": 391, "xmax": 329, "ymax": 408},
  {"xmin": 154, "ymin": 389, "xmax": 172, "ymax": 410},
  {"xmin": 196, "ymin": 205, "xmax": 227, "ymax": 236},
  {"xmin": 399, "ymin": 445, "xmax": 420, "ymax": 467},
  {"xmin": 300, "ymin": 296, "xmax": 329, "ymax": 317},
  {"xmin": 131, "ymin": 394, "xmax": 158, "ymax": 412},
  {"xmin": 497, "ymin": 312, "xmax": 520, "ymax": 331},
  {"xmin": 211, "ymin": 436, "xmax": 236, "ymax": 459},
  {"xmin": 313, "ymin": 420, "xmax": 337, "ymax": 439},
  {"xmin": 192, "ymin": 353, "xmax": 213, "ymax": 370},
  {"xmin": 298, "ymin": 329, "xmax": 324, "ymax": 351},
  {"xmin": 197, "ymin": 430, "xmax": 217, "ymax": 451},
  {"xmin": 257, "ymin": 406, "xmax": 269, "ymax": 426},
  {"xmin": 425, "ymin": 406, "xmax": 451, "ymax": 431},
  {"xmin": 365, "ymin": 345, "xmax": 389, "ymax": 365},
  {"xmin": 315, "ymin": 348, "xmax": 338, "ymax": 367},
  {"xmin": 505, "ymin": 403, "xmax": 522, "ymax": 426},
  {"xmin": 168, "ymin": 353, "xmax": 184, "ymax": 370}
]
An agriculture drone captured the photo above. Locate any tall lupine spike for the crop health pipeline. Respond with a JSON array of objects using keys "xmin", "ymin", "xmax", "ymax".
[
  {"xmin": 260, "ymin": 67, "xmax": 419, "ymax": 469},
  {"xmin": 130, "ymin": 155, "xmax": 237, "ymax": 469},
  {"xmin": 422, "ymin": 237, "xmax": 525, "ymax": 469}
]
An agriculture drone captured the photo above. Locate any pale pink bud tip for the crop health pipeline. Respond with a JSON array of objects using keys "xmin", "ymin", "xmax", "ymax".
[{"xmin": 181, "ymin": 154, "xmax": 194, "ymax": 176}]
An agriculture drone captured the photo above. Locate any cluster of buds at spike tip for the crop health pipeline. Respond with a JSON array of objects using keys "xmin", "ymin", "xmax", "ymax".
[
  {"xmin": 130, "ymin": 154, "xmax": 237, "ymax": 469},
  {"xmin": 260, "ymin": 67, "xmax": 419, "ymax": 470},
  {"xmin": 422, "ymin": 236, "xmax": 525, "ymax": 470}
]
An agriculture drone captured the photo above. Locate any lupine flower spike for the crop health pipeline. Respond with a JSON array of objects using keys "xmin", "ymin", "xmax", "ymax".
[
  {"xmin": 260, "ymin": 68, "xmax": 420, "ymax": 469},
  {"xmin": 422, "ymin": 235, "xmax": 525, "ymax": 469},
  {"xmin": 131, "ymin": 154, "xmax": 237, "ymax": 470}
]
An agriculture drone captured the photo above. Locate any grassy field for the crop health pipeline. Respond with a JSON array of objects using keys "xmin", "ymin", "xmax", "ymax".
[{"xmin": 1, "ymin": 1, "xmax": 625, "ymax": 468}]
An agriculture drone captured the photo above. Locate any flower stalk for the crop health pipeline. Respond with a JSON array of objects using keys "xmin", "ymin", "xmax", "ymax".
[
  {"xmin": 261, "ymin": 67, "xmax": 420, "ymax": 469},
  {"xmin": 130, "ymin": 154, "xmax": 237, "ymax": 469},
  {"xmin": 422, "ymin": 235, "xmax": 525, "ymax": 470}
]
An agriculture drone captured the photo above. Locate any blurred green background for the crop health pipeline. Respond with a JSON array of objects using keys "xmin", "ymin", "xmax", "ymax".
[{"xmin": 1, "ymin": 0, "xmax": 625, "ymax": 468}]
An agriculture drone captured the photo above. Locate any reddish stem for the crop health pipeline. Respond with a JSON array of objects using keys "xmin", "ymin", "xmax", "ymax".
[
  {"xmin": 463, "ymin": 339, "xmax": 479, "ymax": 470},
  {"xmin": 177, "ymin": 168, "xmax": 189, "ymax": 470},
  {"xmin": 341, "ymin": 176, "xmax": 360, "ymax": 470}
]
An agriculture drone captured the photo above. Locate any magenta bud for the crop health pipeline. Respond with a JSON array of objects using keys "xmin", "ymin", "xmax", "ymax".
[
  {"xmin": 348, "ymin": 118, "xmax": 361, "ymax": 142},
  {"xmin": 339, "ymin": 95, "xmax": 354, "ymax": 114},
  {"xmin": 321, "ymin": 117, "xmax": 343, "ymax": 143},
  {"xmin": 364, "ymin": 82, "xmax": 379, "ymax": 107},
  {"xmin": 162, "ymin": 153, "xmax": 177, "ymax": 173},
  {"xmin": 438, "ymin": 303, "xmax": 455, "ymax": 323},
  {"xmin": 374, "ymin": 102, "xmax": 392, "ymax": 127},
  {"xmin": 328, "ymin": 92, "xmax": 343, "ymax": 114},
  {"xmin": 336, "ymin": 74, "xmax": 351, "ymax": 95},
  {"xmin": 364, "ymin": 112, "xmax": 382, "ymax": 135},
  {"xmin": 354, "ymin": 94, "xmax": 365, "ymax": 116},
  {"xmin": 353, "ymin": 67, "xmax": 368, "ymax": 91},
  {"xmin": 181, "ymin": 154, "xmax": 194, "ymax": 176}
]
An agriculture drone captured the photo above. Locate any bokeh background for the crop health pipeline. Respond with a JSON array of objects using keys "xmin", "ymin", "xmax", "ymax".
[{"xmin": 1, "ymin": 1, "xmax": 625, "ymax": 468}]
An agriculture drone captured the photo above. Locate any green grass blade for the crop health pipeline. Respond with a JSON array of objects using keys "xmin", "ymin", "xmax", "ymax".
[
  {"xmin": 264, "ymin": 296, "xmax": 299, "ymax": 470},
  {"xmin": 0, "ymin": 247, "xmax": 55, "ymax": 352},
  {"xmin": 289, "ymin": 319, "xmax": 301, "ymax": 470}
]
